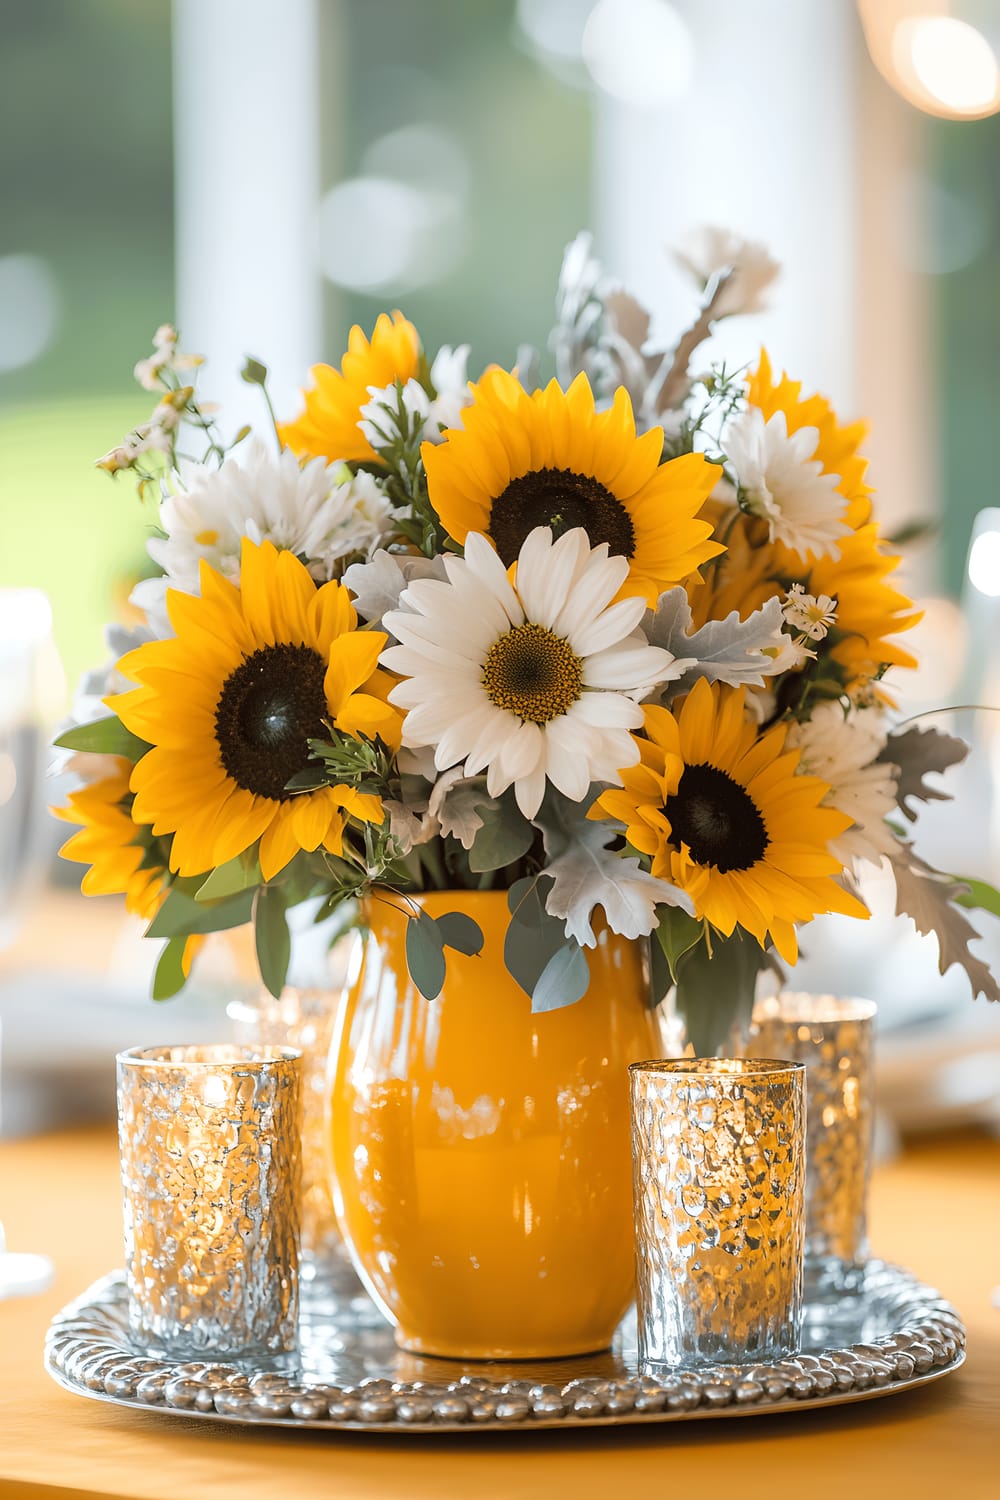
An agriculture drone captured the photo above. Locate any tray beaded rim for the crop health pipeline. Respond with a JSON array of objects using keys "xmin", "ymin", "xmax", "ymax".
[{"xmin": 44, "ymin": 1261, "xmax": 966, "ymax": 1434}]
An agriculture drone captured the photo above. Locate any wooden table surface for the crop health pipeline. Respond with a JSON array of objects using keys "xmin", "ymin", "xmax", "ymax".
[{"xmin": 2, "ymin": 1123, "xmax": 999, "ymax": 1500}]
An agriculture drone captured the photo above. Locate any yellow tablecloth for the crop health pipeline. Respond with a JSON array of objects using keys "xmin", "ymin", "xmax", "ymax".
[{"xmin": 2, "ymin": 1124, "xmax": 999, "ymax": 1500}]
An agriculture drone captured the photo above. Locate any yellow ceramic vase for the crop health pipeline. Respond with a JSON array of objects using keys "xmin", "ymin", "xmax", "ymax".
[{"xmin": 328, "ymin": 891, "xmax": 660, "ymax": 1359}]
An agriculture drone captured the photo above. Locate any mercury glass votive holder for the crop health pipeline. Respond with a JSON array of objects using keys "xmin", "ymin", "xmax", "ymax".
[
  {"xmin": 629, "ymin": 1057, "xmax": 806, "ymax": 1372},
  {"xmin": 229, "ymin": 985, "xmax": 345, "ymax": 1278},
  {"xmin": 116, "ymin": 1043, "xmax": 302, "ymax": 1360},
  {"xmin": 747, "ymin": 993, "xmax": 876, "ymax": 1299}
]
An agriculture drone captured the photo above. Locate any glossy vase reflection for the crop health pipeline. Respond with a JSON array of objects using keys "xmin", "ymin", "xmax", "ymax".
[{"xmin": 328, "ymin": 892, "xmax": 660, "ymax": 1359}]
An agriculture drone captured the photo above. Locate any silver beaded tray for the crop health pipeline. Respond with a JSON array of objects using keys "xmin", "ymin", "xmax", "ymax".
[{"xmin": 45, "ymin": 1260, "xmax": 964, "ymax": 1432}]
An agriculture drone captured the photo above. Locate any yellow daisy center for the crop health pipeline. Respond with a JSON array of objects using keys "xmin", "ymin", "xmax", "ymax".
[
  {"xmin": 490, "ymin": 466, "xmax": 636, "ymax": 567},
  {"xmin": 664, "ymin": 763, "xmax": 769, "ymax": 873},
  {"xmin": 481, "ymin": 623, "xmax": 583, "ymax": 724},
  {"xmin": 214, "ymin": 643, "xmax": 328, "ymax": 801}
]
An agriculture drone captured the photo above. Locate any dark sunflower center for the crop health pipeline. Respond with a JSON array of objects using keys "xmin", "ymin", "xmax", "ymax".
[
  {"xmin": 214, "ymin": 644, "xmax": 328, "ymax": 801},
  {"xmin": 481, "ymin": 623, "xmax": 582, "ymax": 724},
  {"xmin": 489, "ymin": 466, "xmax": 636, "ymax": 565},
  {"xmin": 664, "ymin": 762, "xmax": 769, "ymax": 873}
]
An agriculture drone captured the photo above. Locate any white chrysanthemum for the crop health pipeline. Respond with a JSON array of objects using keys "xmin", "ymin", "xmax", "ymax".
[
  {"xmin": 783, "ymin": 582, "xmax": 838, "ymax": 640},
  {"xmin": 359, "ymin": 346, "xmax": 472, "ymax": 450},
  {"xmin": 674, "ymin": 226, "xmax": 780, "ymax": 318},
  {"xmin": 429, "ymin": 343, "xmax": 472, "ymax": 430},
  {"xmin": 724, "ymin": 407, "xmax": 850, "ymax": 559},
  {"xmin": 382, "ymin": 527, "xmax": 684, "ymax": 819},
  {"xmin": 134, "ymin": 440, "xmax": 392, "ymax": 611},
  {"xmin": 788, "ymin": 703, "xmax": 899, "ymax": 866}
]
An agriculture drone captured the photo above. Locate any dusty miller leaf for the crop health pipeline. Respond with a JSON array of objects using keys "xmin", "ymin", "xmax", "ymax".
[
  {"xmin": 538, "ymin": 794, "xmax": 691, "ymax": 948},
  {"xmin": 889, "ymin": 846, "xmax": 999, "ymax": 1001},
  {"xmin": 880, "ymin": 725, "xmax": 968, "ymax": 824},
  {"xmin": 427, "ymin": 770, "xmax": 496, "ymax": 851},
  {"xmin": 646, "ymin": 589, "xmax": 787, "ymax": 694}
]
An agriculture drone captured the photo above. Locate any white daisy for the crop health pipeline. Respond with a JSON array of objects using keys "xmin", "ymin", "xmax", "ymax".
[
  {"xmin": 381, "ymin": 527, "xmax": 685, "ymax": 820},
  {"xmin": 132, "ymin": 440, "xmax": 392, "ymax": 613},
  {"xmin": 788, "ymin": 702, "xmax": 899, "ymax": 866},
  {"xmin": 724, "ymin": 406, "xmax": 850, "ymax": 559}
]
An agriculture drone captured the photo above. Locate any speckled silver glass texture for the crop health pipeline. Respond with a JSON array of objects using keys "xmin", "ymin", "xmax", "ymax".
[
  {"xmin": 747, "ymin": 994, "xmax": 876, "ymax": 1290},
  {"xmin": 229, "ymin": 987, "xmax": 344, "ymax": 1276},
  {"xmin": 630, "ymin": 1058, "xmax": 805, "ymax": 1371},
  {"xmin": 116, "ymin": 1044, "xmax": 302, "ymax": 1360}
]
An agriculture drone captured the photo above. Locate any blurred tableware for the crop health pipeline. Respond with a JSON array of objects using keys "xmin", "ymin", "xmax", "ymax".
[
  {"xmin": 629, "ymin": 1057, "xmax": 806, "ymax": 1371},
  {"xmin": 747, "ymin": 993, "xmax": 876, "ymax": 1312},
  {"xmin": 117, "ymin": 1043, "xmax": 302, "ymax": 1359}
]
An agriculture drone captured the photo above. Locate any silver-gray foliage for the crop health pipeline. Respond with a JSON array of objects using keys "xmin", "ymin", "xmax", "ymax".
[
  {"xmin": 538, "ymin": 795, "xmax": 692, "ymax": 948},
  {"xmin": 889, "ymin": 846, "xmax": 999, "ymax": 1002},
  {"xmin": 646, "ymin": 588, "xmax": 787, "ymax": 695}
]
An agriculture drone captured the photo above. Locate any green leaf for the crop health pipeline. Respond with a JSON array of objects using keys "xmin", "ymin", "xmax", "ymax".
[
  {"xmin": 435, "ymin": 911, "xmax": 484, "ymax": 957},
  {"xmin": 254, "ymin": 885, "xmax": 290, "ymax": 1000},
  {"xmin": 152, "ymin": 938, "xmax": 189, "ymax": 1001},
  {"xmin": 405, "ymin": 910, "xmax": 446, "ymax": 999},
  {"xmin": 507, "ymin": 876, "xmax": 547, "ymax": 928},
  {"xmin": 531, "ymin": 942, "xmax": 589, "ymax": 1013},
  {"xmin": 673, "ymin": 929, "xmax": 766, "ymax": 1056},
  {"xmin": 653, "ymin": 907, "xmax": 705, "ymax": 983},
  {"xmin": 240, "ymin": 355, "xmax": 268, "ymax": 385},
  {"xmin": 195, "ymin": 849, "xmax": 262, "ymax": 902},
  {"xmin": 468, "ymin": 799, "xmax": 536, "ymax": 873},
  {"xmin": 146, "ymin": 885, "xmax": 255, "ymax": 939},
  {"xmin": 504, "ymin": 876, "xmax": 568, "ymax": 1000},
  {"xmin": 953, "ymin": 876, "xmax": 1000, "ymax": 920},
  {"xmin": 649, "ymin": 933, "xmax": 672, "ymax": 1004},
  {"xmin": 54, "ymin": 716, "xmax": 149, "ymax": 761}
]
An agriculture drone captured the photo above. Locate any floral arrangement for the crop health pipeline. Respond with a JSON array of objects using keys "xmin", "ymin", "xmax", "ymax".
[{"xmin": 55, "ymin": 230, "xmax": 999, "ymax": 1050}]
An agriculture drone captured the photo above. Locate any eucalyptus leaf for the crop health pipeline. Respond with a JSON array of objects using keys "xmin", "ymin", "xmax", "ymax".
[
  {"xmin": 146, "ymin": 886, "xmax": 255, "ymax": 939},
  {"xmin": 151, "ymin": 938, "xmax": 189, "ymax": 1001},
  {"xmin": 673, "ymin": 930, "xmax": 767, "ymax": 1056},
  {"xmin": 435, "ymin": 911, "xmax": 484, "ymax": 957},
  {"xmin": 195, "ymin": 849, "xmax": 263, "ymax": 902},
  {"xmin": 531, "ymin": 942, "xmax": 590, "ymax": 1013},
  {"xmin": 468, "ymin": 797, "xmax": 536, "ymax": 873},
  {"xmin": 405, "ymin": 910, "xmax": 446, "ymax": 999},
  {"xmin": 54, "ymin": 716, "xmax": 150, "ymax": 761},
  {"xmin": 254, "ymin": 885, "xmax": 291, "ymax": 1000},
  {"xmin": 504, "ymin": 876, "xmax": 568, "ymax": 999},
  {"xmin": 654, "ymin": 907, "xmax": 705, "ymax": 983}
]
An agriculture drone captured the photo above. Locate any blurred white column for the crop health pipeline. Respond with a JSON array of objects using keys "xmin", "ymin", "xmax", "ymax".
[
  {"xmin": 172, "ymin": 0, "xmax": 322, "ymax": 427},
  {"xmin": 592, "ymin": 0, "xmax": 858, "ymax": 406}
]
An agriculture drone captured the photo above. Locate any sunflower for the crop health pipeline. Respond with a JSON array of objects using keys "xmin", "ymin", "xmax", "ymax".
[
  {"xmin": 592, "ymin": 678, "xmax": 868, "ymax": 962},
  {"xmin": 422, "ymin": 368, "xmax": 722, "ymax": 605},
  {"xmin": 279, "ymin": 311, "xmax": 421, "ymax": 465},
  {"xmin": 109, "ymin": 539, "xmax": 402, "ymax": 882},
  {"xmin": 56, "ymin": 761, "xmax": 201, "ymax": 974}
]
